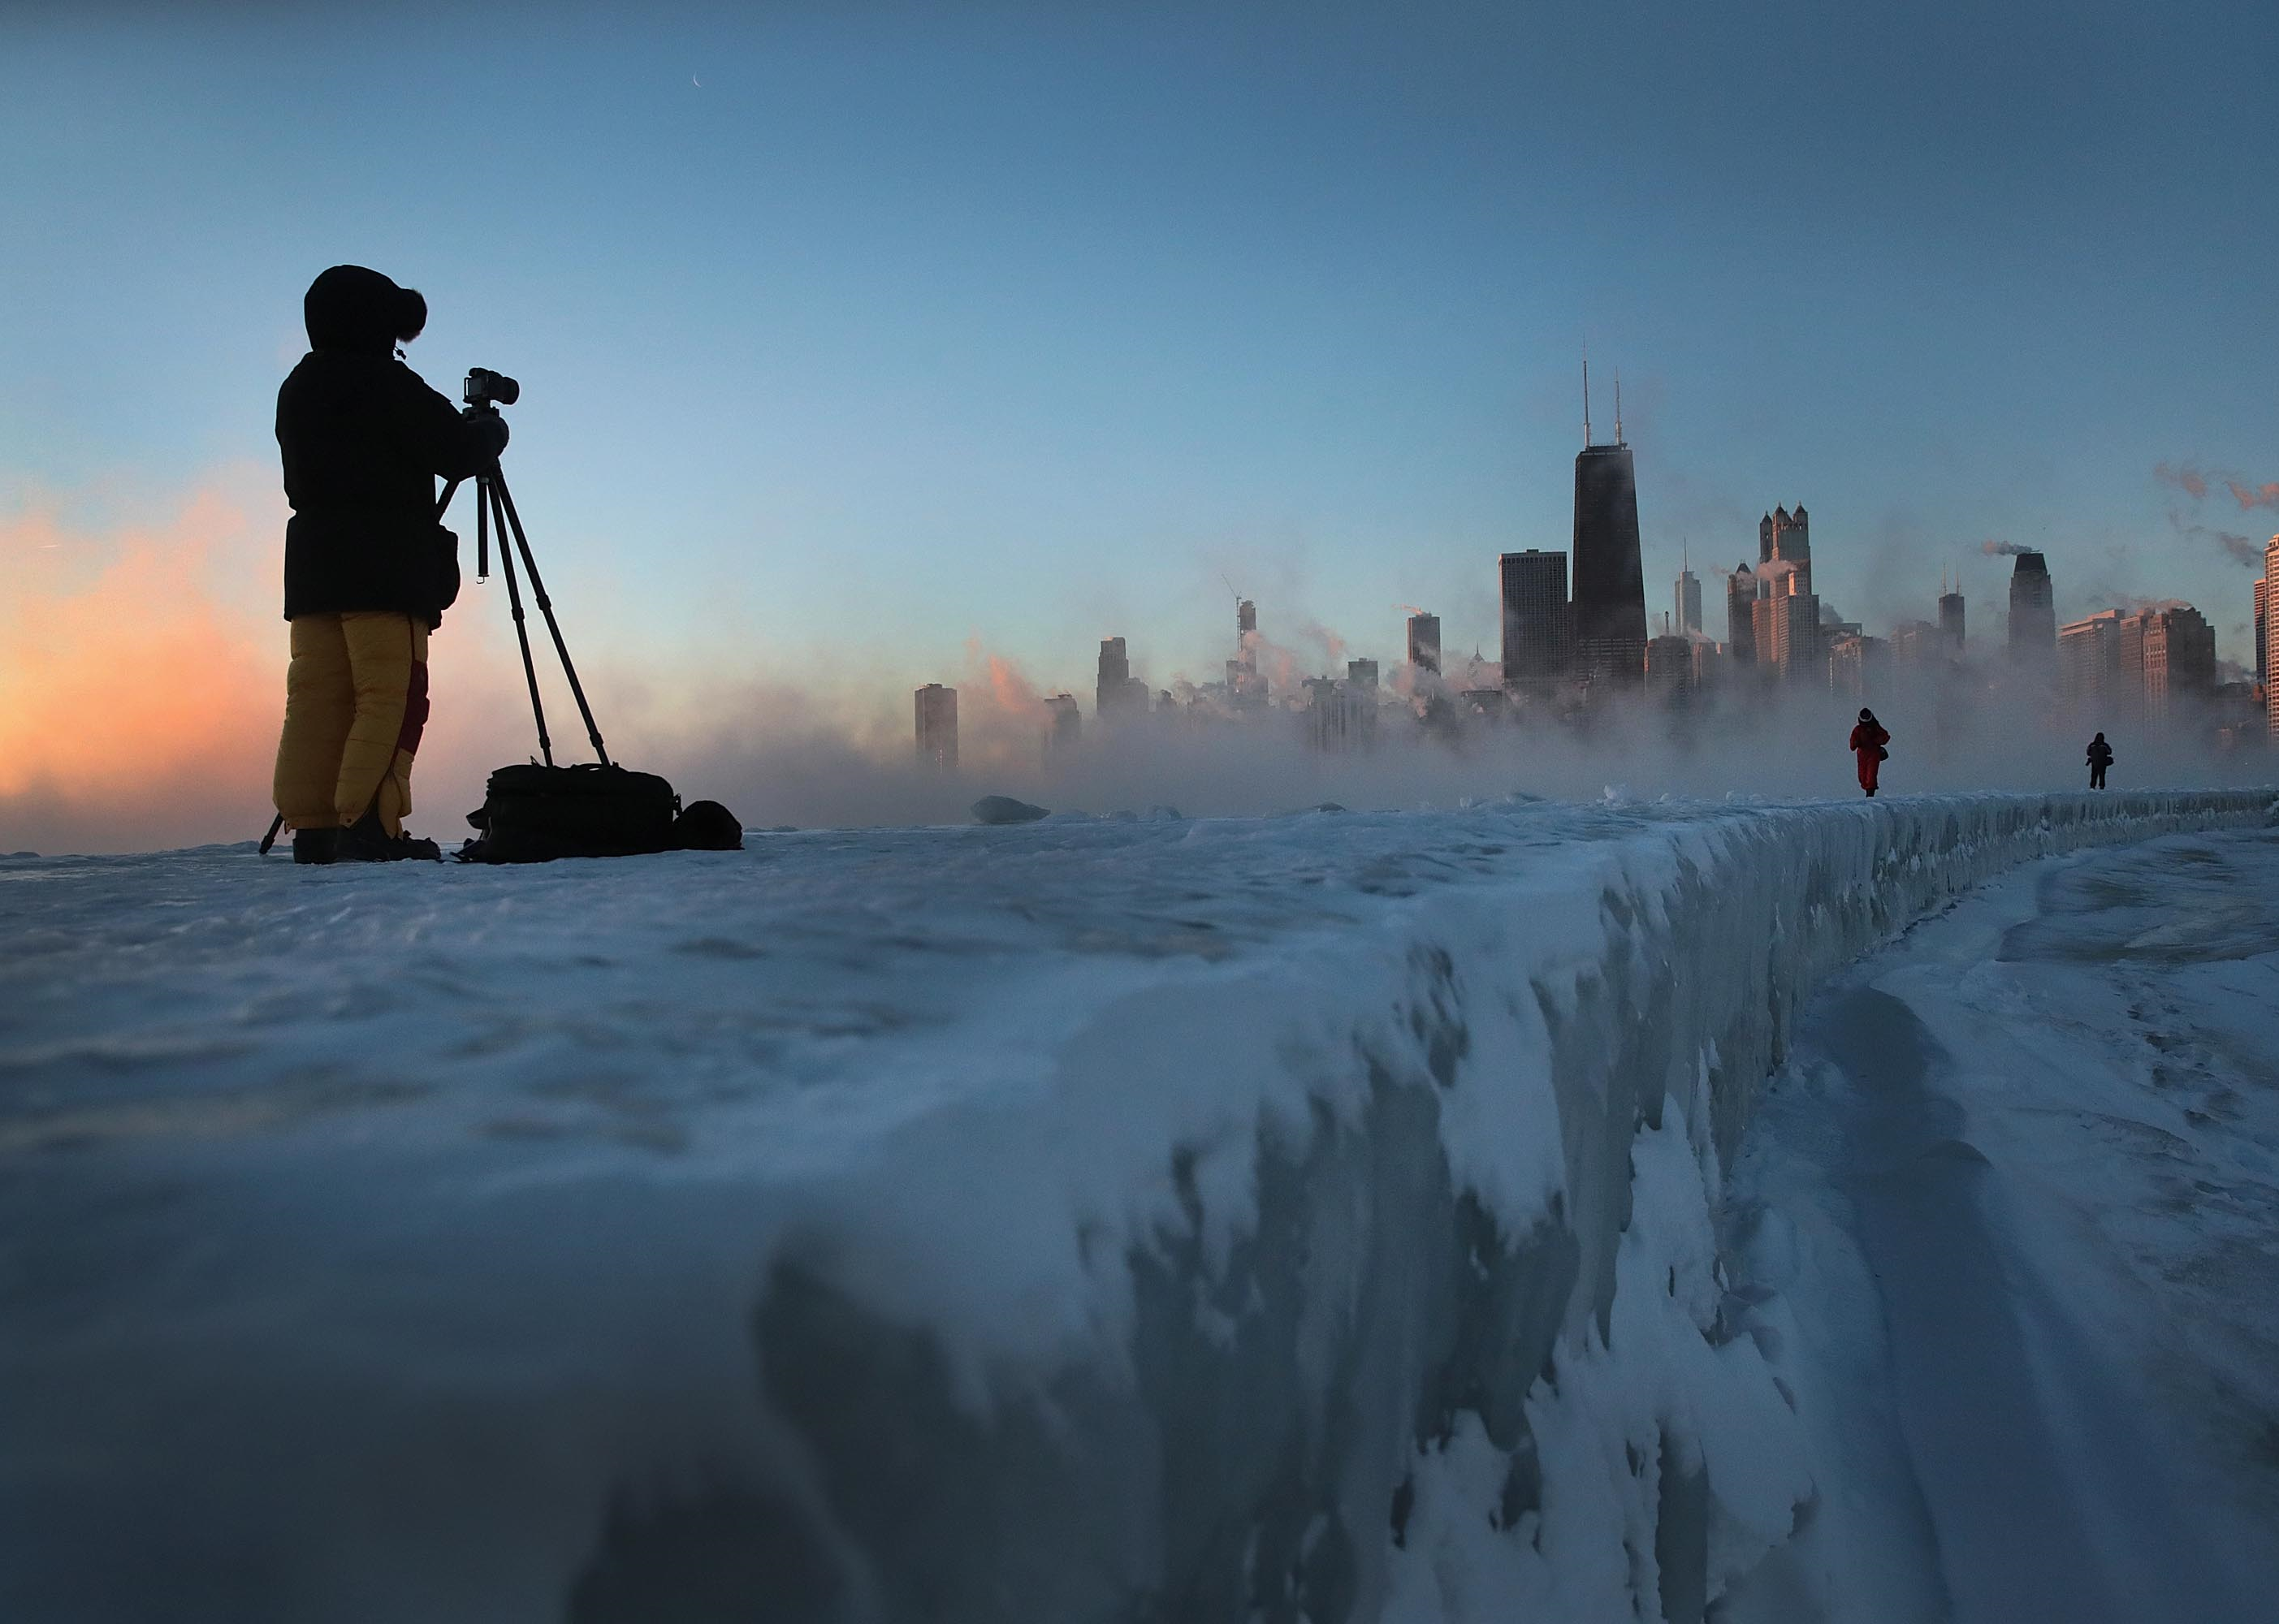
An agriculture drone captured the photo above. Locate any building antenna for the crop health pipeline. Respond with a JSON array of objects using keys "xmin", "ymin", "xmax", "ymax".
[
  {"xmin": 1582, "ymin": 341, "xmax": 1592, "ymax": 448},
  {"xmin": 1615, "ymin": 372, "xmax": 1624, "ymax": 445}
]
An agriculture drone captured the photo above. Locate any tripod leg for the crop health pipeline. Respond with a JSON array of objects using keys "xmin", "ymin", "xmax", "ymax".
[
  {"xmin": 487, "ymin": 477, "xmax": 556, "ymax": 768},
  {"xmin": 487, "ymin": 472, "xmax": 612, "ymax": 767}
]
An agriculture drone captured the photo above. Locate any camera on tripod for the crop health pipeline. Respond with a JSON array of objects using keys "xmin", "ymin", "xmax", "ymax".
[{"xmin": 463, "ymin": 366, "xmax": 520, "ymax": 408}]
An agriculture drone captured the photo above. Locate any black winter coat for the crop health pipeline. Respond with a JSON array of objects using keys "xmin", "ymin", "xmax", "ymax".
[{"xmin": 277, "ymin": 352, "xmax": 503, "ymax": 624}]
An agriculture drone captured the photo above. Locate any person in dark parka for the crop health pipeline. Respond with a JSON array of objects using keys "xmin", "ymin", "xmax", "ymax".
[
  {"xmin": 1849, "ymin": 707, "xmax": 1890, "ymax": 797},
  {"xmin": 2087, "ymin": 732, "xmax": 2114, "ymax": 789},
  {"xmin": 270, "ymin": 265, "xmax": 507, "ymax": 862}
]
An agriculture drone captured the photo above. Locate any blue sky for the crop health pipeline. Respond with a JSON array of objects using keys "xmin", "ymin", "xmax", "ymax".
[{"xmin": 6, "ymin": 0, "xmax": 2275, "ymax": 703}]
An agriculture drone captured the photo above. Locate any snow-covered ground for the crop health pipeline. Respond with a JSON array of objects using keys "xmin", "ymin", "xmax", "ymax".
[
  {"xmin": 0, "ymin": 788, "xmax": 2269, "ymax": 1622},
  {"xmin": 1723, "ymin": 825, "xmax": 2279, "ymax": 1623}
]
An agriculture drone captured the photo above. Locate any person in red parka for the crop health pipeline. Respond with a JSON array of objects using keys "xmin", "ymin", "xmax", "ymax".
[{"xmin": 1849, "ymin": 707, "xmax": 1891, "ymax": 797}]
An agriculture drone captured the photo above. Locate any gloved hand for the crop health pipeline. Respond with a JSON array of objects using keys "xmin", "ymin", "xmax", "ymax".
[{"xmin": 462, "ymin": 408, "xmax": 509, "ymax": 460}]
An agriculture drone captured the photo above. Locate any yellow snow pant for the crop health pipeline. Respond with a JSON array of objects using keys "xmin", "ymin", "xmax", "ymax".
[{"xmin": 271, "ymin": 611, "xmax": 430, "ymax": 837}]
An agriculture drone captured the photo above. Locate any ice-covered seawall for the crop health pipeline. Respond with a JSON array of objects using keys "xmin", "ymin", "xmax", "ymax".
[{"xmin": 0, "ymin": 789, "xmax": 2269, "ymax": 1622}]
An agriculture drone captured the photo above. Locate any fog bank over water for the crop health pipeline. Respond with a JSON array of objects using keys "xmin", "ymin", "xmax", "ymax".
[{"xmin": 635, "ymin": 665, "xmax": 2273, "ymax": 835}]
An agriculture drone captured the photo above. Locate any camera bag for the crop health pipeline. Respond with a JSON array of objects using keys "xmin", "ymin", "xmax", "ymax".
[{"xmin": 460, "ymin": 762, "xmax": 681, "ymax": 863}]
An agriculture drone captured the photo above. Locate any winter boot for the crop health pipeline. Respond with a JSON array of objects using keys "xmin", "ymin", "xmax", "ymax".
[
  {"xmin": 292, "ymin": 826, "xmax": 341, "ymax": 865},
  {"xmin": 339, "ymin": 805, "xmax": 443, "ymax": 862}
]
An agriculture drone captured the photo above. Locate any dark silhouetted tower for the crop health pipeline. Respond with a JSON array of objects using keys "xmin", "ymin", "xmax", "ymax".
[
  {"xmin": 1939, "ymin": 579, "xmax": 1965, "ymax": 653},
  {"xmin": 2140, "ymin": 604, "xmax": 2216, "ymax": 718},
  {"xmin": 1096, "ymin": 637, "xmax": 1148, "ymax": 721},
  {"xmin": 1407, "ymin": 611, "xmax": 1442, "ymax": 675},
  {"xmin": 1572, "ymin": 441, "xmax": 1646, "ymax": 685},
  {"xmin": 2007, "ymin": 552, "xmax": 2056, "ymax": 666},
  {"xmin": 1726, "ymin": 562, "xmax": 1757, "ymax": 664},
  {"xmin": 1499, "ymin": 550, "xmax": 1570, "ymax": 687}
]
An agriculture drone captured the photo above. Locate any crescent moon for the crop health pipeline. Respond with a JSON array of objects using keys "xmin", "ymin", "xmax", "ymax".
[{"xmin": 692, "ymin": 74, "xmax": 703, "ymax": 88}]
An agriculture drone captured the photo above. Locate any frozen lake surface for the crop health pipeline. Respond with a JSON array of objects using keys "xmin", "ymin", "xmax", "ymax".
[{"xmin": 1, "ymin": 789, "xmax": 2272, "ymax": 1621}]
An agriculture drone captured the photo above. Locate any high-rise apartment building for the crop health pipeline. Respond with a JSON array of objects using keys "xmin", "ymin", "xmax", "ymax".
[
  {"xmin": 1890, "ymin": 619, "xmax": 1939, "ymax": 664},
  {"xmin": 2058, "ymin": 610, "xmax": 2124, "ymax": 703},
  {"xmin": 1827, "ymin": 632, "xmax": 1887, "ymax": 698},
  {"xmin": 915, "ymin": 683, "xmax": 958, "ymax": 771},
  {"xmin": 1572, "ymin": 440, "xmax": 1647, "ymax": 685},
  {"xmin": 2139, "ymin": 603, "xmax": 2216, "ymax": 719},
  {"xmin": 2255, "ymin": 574, "xmax": 2268, "ymax": 692},
  {"xmin": 1407, "ymin": 611, "xmax": 1442, "ymax": 675},
  {"xmin": 2267, "ymin": 538, "xmax": 2279, "ymax": 738},
  {"xmin": 2007, "ymin": 551, "xmax": 2056, "ymax": 667},
  {"xmin": 1499, "ymin": 549, "xmax": 1571, "ymax": 688}
]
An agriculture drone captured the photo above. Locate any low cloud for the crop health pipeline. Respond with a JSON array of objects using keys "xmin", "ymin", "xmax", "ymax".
[{"xmin": 2225, "ymin": 479, "xmax": 2279, "ymax": 512}]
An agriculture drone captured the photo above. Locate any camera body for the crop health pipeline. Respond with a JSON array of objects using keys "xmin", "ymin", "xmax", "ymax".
[{"xmin": 463, "ymin": 367, "xmax": 521, "ymax": 408}]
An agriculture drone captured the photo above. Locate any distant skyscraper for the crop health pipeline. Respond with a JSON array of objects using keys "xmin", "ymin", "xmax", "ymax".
[
  {"xmin": 1758, "ymin": 506, "xmax": 1813, "ymax": 596},
  {"xmin": 2266, "ymin": 538, "xmax": 2279, "ymax": 738},
  {"xmin": 1043, "ymin": 693, "xmax": 1081, "ymax": 755},
  {"xmin": 1752, "ymin": 572, "xmax": 1822, "ymax": 682},
  {"xmin": 1096, "ymin": 637, "xmax": 1148, "ymax": 721},
  {"xmin": 1675, "ymin": 552, "xmax": 1702, "ymax": 637},
  {"xmin": 2254, "ymin": 573, "xmax": 2268, "ymax": 692},
  {"xmin": 915, "ymin": 683, "xmax": 958, "ymax": 771},
  {"xmin": 1407, "ymin": 611, "xmax": 1442, "ymax": 675},
  {"xmin": 2139, "ymin": 604, "xmax": 2216, "ymax": 718},
  {"xmin": 2058, "ymin": 609, "xmax": 2125, "ymax": 703},
  {"xmin": 1572, "ymin": 437, "xmax": 1646, "ymax": 685},
  {"xmin": 1725, "ymin": 563, "xmax": 1757, "ymax": 664},
  {"xmin": 1938, "ymin": 584, "xmax": 1965, "ymax": 653},
  {"xmin": 1890, "ymin": 619, "xmax": 1938, "ymax": 664},
  {"xmin": 1227, "ymin": 598, "xmax": 1267, "ymax": 709},
  {"xmin": 1499, "ymin": 549, "xmax": 1570, "ymax": 687},
  {"xmin": 1827, "ymin": 632, "xmax": 1887, "ymax": 698},
  {"xmin": 1645, "ymin": 631, "xmax": 1693, "ymax": 696},
  {"xmin": 1347, "ymin": 658, "xmax": 1380, "ymax": 690},
  {"xmin": 2007, "ymin": 551, "xmax": 2056, "ymax": 666}
]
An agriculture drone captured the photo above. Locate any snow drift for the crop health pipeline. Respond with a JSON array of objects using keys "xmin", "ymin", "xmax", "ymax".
[{"xmin": 0, "ymin": 788, "xmax": 2269, "ymax": 1622}]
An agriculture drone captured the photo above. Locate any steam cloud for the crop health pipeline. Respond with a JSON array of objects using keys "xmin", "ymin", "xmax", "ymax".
[
  {"xmin": 2155, "ymin": 461, "xmax": 2211, "ymax": 500},
  {"xmin": 2156, "ymin": 458, "xmax": 2276, "ymax": 568},
  {"xmin": 1980, "ymin": 539, "xmax": 2035, "ymax": 557}
]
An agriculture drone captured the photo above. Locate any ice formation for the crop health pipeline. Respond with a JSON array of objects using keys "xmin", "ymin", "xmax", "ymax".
[{"xmin": 0, "ymin": 788, "xmax": 2268, "ymax": 1622}]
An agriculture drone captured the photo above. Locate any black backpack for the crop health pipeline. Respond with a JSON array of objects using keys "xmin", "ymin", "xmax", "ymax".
[{"xmin": 461, "ymin": 763, "xmax": 681, "ymax": 863}]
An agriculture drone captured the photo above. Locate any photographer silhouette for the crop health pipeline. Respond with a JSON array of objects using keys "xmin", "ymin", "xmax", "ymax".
[{"xmin": 269, "ymin": 266, "xmax": 507, "ymax": 863}]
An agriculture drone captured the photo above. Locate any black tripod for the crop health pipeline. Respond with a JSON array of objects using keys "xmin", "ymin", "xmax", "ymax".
[{"xmin": 436, "ymin": 450, "xmax": 612, "ymax": 771}]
